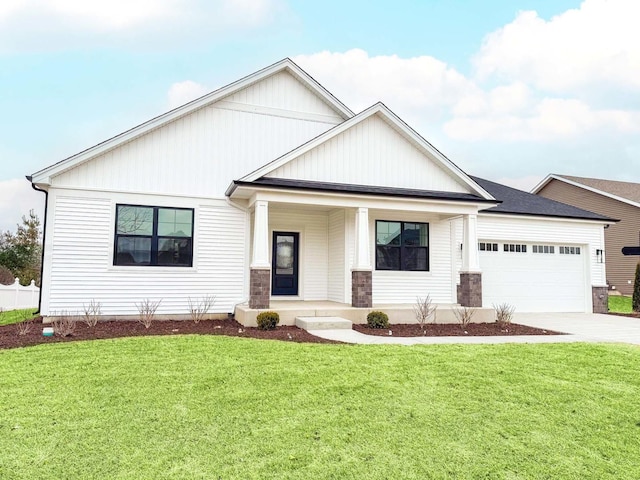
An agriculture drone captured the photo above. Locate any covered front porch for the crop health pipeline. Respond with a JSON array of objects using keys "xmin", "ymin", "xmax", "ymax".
[{"xmin": 235, "ymin": 300, "xmax": 496, "ymax": 327}]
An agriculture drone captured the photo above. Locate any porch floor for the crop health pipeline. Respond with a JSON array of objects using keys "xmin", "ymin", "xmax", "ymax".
[{"xmin": 235, "ymin": 300, "xmax": 495, "ymax": 327}]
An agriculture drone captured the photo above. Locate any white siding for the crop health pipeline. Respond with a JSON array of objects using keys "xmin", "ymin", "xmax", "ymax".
[
  {"xmin": 269, "ymin": 210, "xmax": 329, "ymax": 301},
  {"xmin": 225, "ymin": 71, "xmax": 341, "ymax": 117},
  {"xmin": 45, "ymin": 190, "xmax": 247, "ymax": 316},
  {"xmin": 327, "ymin": 209, "xmax": 346, "ymax": 302},
  {"xmin": 344, "ymin": 210, "xmax": 454, "ymax": 304},
  {"xmin": 51, "ymin": 71, "xmax": 341, "ymax": 197},
  {"xmin": 266, "ymin": 114, "xmax": 471, "ymax": 193}
]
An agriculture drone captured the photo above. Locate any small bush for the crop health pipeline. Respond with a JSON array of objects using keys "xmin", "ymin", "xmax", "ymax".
[
  {"xmin": 256, "ymin": 311, "xmax": 279, "ymax": 330},
  {"xmin": 136, "ymin": 299, "xmax": 161, "ymax": 328},
  {"xmin": 52, "ymin": 311, "xmax": 77, "ymax": 337},
  {"xmin": 0, "ymin": 266, "xmax": 14, "ymax": 285},
  {"xmin": 82, "ymin": 299, "xmax": 102, "ymax": 327},
  {"xmin": 188, "ymin": 294, "xmax": 216, "ymax": 323},
  {"xmin": 367, "ymin": 311, "xmax": 389, "ymax": 329},
  {"xmin": 494, "ymin": 303, "xmax": 515, "ymax": 329},
  {"xmin": 453, "ymin": 306, "xmax": 476, "ymax": 330}
]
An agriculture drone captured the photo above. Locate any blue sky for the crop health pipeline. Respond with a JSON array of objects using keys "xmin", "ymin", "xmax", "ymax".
[{"xmin": 1, "ymin": 0, "xmax": 639, "ymax": 231}]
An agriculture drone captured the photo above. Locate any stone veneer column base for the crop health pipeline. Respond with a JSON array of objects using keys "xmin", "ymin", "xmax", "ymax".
[
  {"xmin": 457, "ymin": 272, "xmax": 482, "ymax": 307},
  {"xmin": 249, "ymin": 268, "xmax": 271, "ymax": 309},
  {"xmin": 351, "ymin": 270, "xmax": 372, "ymax": 308},
  {"xmin": 592, "ymin": 286, "xmax": 608, "ymax": 314}
]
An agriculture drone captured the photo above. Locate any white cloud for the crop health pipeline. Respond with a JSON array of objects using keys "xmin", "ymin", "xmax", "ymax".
[
  {"xmin": 0, "ymin": 179, "xmax": 44, "ymax": 234},
  {"xmin": 0, "ymin": 0, "xmax": 287, "ymax": 52},
  {"xmin": 293, "ymin": 49, "xmax": 479, "ymax": 123},
  {"xmin": 474, "ymin": 0, "xmax": 640, "ymax": 92},
  {"xmin": 167, "ymin": 80, "xmax": 211, "ymax": 109}
]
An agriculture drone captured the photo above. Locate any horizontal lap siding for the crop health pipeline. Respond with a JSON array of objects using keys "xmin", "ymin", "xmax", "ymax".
[
  {"xmin": 269, "ymin": 210, "xmax": 329, "ymax": 301},
  {"xmin": 370, "ymin": 215, "xmax": 453, "ymax": 304},
  {"xmin": 328, "ymin": 210, "xmax": 346, "ymax": 303},
  {"xmin": 47, "ymin": 194, "xmax": 247, "ymax": 316}
]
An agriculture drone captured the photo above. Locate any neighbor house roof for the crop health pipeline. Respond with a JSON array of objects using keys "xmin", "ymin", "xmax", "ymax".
[
  {"xmin": 30, "ymin": 58, "xmax": 354, "ymax": 185},
  {"xmin": 531, "ymin": 174, "xmax": 640, "ymax": 209},
  {"xmin": 472, "ymin": 176, "xmax": 616, "ymax": 222}
]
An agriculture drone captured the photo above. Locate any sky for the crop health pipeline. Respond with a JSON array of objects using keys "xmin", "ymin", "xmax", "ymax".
[{"xmin": 1, "ymin": 0, "xmax": 639, "ymax": 232}]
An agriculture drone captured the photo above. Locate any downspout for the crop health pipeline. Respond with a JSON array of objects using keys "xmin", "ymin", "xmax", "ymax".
[{"xmin": 26, "ymin": 176, "xmax": 48, "ymax": 315}]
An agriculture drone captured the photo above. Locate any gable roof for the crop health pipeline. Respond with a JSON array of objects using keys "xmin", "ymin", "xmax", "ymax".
[
  {"xmin": 30, "ymin": 58, "xmax": 354, "ymax": 185},
  {"xmin": 237, "ymin": 102, "xmax": 495, "ymax": 201},
  {"xmin": 473, "ymin": 176, "xmax": 616, "ymax": 222},
  {"xmin": 532, "ymin": 174, "xmax": 640, "ymax": 209}
]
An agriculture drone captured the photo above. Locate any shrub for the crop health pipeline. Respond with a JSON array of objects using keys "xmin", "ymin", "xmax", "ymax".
[
  {"xmin": 52, "ymin": 311, "xmax": 76, "ymax": 337},
  {"xmin": 256, "ymin": 311, "xmax": 279, "ymax": 330},
  {"xmin": 0, "ymin": 265, "xmax": 14, "ymax": 285},
  {"xmin": 82, "ymin": 299, "xmax": 102, "ymax": 327},
  {"xmin": 633, "ymin": 262, "xmax": 640, "ymax": 313},
  {"xmin": 188, "ymin": 295, "xmax": 216, "ymax": 323},
  {"xmin": 414, "ymin": 295, "xmax": 437, "ymax": 333},
  {"xmin": 494, "ymin": 303, "xmax": 515, "ymax": 329},
  {"xmin": 453, "ymin": 306, "xmax": 476, "ymax": 330},
  {"xmin": 367, "ymin": 311, "xmax": 389, "ymax": 329},
  {"xmin": 136, "ymin": 299, "xmax": 161, "ymax": 328}
]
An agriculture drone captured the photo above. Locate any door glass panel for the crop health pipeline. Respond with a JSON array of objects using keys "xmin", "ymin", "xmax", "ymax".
[{"xmin": 275, "ymin": 235, "xmax": 295, "ymax": 275}]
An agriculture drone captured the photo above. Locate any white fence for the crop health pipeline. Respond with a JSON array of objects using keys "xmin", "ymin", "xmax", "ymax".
[{"xmin": 0, "ymin": 278, "xmax": 39, "ymax": 311}]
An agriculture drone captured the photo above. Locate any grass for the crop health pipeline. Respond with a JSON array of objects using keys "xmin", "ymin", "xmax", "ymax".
[
  {"xmin": 609, "ymin": 295, "xmax": 633, "ymax": 313},
  {"xmin": 0, "ymin": 308, "xmax": 37, "ymax": 326},
  {"xmin": 1, "ymin": 337, "xmax": 640, "ymax": 479}
]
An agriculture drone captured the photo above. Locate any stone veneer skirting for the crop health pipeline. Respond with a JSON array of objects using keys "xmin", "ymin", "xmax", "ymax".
[
  {"xmin": 592, "ymin": 286, "xmax": 608, "ymax": 314},
  {"xmin": 457, "ymin": 272, "xmax": 482, "ymax": 307},
  {"xmin": 351, "ymin": 270, "xmax": 372, "ymax": 308},
  {"xmin": 249, "ymin": 268, "xmax": 271, "ymax": 309}
]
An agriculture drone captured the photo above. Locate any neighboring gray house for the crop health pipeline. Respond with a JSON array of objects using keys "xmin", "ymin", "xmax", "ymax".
[
  {"xmin": 28, "ymin": 59, "xmax": 613, "ymax": 325},
  {"xmin": 533, "ymin": 175, "xmax": 639, "ymax": 296}
]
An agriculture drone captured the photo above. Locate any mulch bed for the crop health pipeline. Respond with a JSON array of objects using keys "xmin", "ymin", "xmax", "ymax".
[
  {"xmin": 0, "ymin": 318, "xmax": 339, "ymax": 350},
  {"xmin": 353, "ymin": 322, "xmax": 564, "ymax": 337},
  {"xmin": 0, "ymin": 317, "xmax": 566, "ymax": 350}
]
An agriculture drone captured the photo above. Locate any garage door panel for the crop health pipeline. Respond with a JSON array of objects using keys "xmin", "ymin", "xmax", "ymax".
[{"xmin": 480, "ymin": 245, "xmax": 586, "ymax": 312}]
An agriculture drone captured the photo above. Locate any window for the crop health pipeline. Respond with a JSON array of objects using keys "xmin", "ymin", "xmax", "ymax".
[
  {"xmin": 114, "ymin": 205, "xmax": 194, "ymax": 266},
  {"xmin": 503, "ymin": 243, "xmax": 527, "ymax": 253},
  {"xmin": 479, "ymin": 242, "xmax": 499, "ymax": 252},
  {"xmin": 533, "ymin": 245, "xmax": 555, "ymax": 254},
  {"xmin": 559, "ymin": 246, "xmax": 580, "ymax": 255},
  {"xmin": 376, "ymin": 221, "xmax": 429, "ymax": 271}
]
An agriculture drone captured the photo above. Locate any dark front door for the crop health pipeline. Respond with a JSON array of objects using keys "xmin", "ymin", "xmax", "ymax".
[{"xmin": 272, "ymin": 231, "xmax": 299, "ymax": 296}]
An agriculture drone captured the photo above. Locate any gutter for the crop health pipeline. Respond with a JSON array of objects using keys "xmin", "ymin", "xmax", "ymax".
[{"xmin": 26, "ymin": 175, "xmax": 47, "ymax": 316}]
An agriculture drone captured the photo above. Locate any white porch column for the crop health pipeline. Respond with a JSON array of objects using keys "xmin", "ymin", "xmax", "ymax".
[
  {"xmin": 353, "ymin": 207, "xmax": 372, "ymax": 270},
  {"xmin": 461, "ymin": 213, "xmax": 480, "ymax": 272},
  {"xmin": 251, "ymin": 200, "xmax": 270, "ymax": 269}
]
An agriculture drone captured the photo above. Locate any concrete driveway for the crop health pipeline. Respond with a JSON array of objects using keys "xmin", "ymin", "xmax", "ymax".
[{"xmin": 514, "ymin": 312, "xmax": 640, "ymax": 345}]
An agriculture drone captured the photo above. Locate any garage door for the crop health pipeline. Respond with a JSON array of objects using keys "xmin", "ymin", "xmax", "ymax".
[{"xmin": 479, "ymin": 242, "xmax": 587, "ymax": 312}]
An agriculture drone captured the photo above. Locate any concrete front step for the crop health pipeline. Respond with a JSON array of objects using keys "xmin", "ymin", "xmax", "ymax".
[{"xmin": 295, "ymin": 316, "xmax": 353, "ymax": 331}]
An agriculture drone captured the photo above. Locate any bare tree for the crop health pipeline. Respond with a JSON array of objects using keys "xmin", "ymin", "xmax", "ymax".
[
  {"xmin": 413, "ymin": 295, "xmax": 437, "ymax": 334},
  {"xmin": 136, "ymin": 299, "xmax": 161, "ymax": 328},
  {"xmin": 187, "ymin": 295, "xmax": 216, "ymax": 323},
  {"xmin": 453, "ymin": 306, "xmax": 476, "ymax": 330},
  {"xmin": 82, "ymin": 299, "xmax": 102, "ymax": 327}
]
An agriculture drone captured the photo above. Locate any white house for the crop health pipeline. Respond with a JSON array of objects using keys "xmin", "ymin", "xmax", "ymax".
[{"xmin": 28, "ymin": 59, "xmax": 613, "ymax": 325}]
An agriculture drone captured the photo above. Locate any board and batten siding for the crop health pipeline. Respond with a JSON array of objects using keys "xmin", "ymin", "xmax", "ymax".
[
  {"xmin": 347, "ymin": 211, "xmax": 454, "ymax": 304},
  {"xmin": 51, "ymin": 71, "xmax": 341, "ymax": 198},
  {"xmin": 269, "ymin": 209, "xmax": 329, "ymax": 301},
  {"xmin": 537, "ymin": 180, "xmax": 639, "ymax": 295},
  {"xmin": 476, "ymin": 214, "xmax": 606, "ymax": 287},
  {"xmin": 265, "ymin": 114, "xmax": 471, "ymax": 193},
  {"xmin": 43, "ymin": 190, "xmax": 248, "ymax": 316}
]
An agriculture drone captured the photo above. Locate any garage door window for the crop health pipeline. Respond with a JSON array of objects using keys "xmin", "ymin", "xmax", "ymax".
[
  {"xmin": 503, "ymin": 243, "xmax": 527, "ymax": 253},
  {"xmin": 479, "ymin": 242, "xmax": 499, "ymax": 252},
  {"xmin": 559, "ymin": 246, "xmax": 580, "ymax": 255},
  {"xmin": 533, "ymin": 245, "xmax": 555, "ymax": 254}
]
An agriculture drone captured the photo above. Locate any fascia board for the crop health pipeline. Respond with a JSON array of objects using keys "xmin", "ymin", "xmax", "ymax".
[{"xmin": 30, "ymin": 58, "xmax": 354, "ymax": 185}]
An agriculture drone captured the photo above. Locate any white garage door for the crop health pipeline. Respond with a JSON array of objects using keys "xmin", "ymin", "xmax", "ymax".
[{"xmin": 479, "ymin": 243, "xmax": 587, "ymax": 312}]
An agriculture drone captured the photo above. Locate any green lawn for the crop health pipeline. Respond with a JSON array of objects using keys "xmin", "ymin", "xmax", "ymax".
[
  {"xmin": 609, "ymin": 295, "xmax": 632, "ymax": 313},
  {"xmin": 0, "ymin": 308, "xmax": 37, "ymax": 326},
  {"xmin": 2, "ymin": 337, "xmax": 640, "ymax": 479}
]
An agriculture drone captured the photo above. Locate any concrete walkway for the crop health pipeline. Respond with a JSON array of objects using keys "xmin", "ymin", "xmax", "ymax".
[{"xmin": 307, "ymin": 313, "xmax": 640, "ymax": 345}]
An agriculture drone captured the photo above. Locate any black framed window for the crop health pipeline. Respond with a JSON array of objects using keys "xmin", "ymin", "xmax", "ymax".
[
  {"xmin": 376, "ymin": 220, "xmax": 429, "ymax": 271},
  {"xmin": 114, "ymin": 205, "xmax": 193, "ymax": 266}
]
